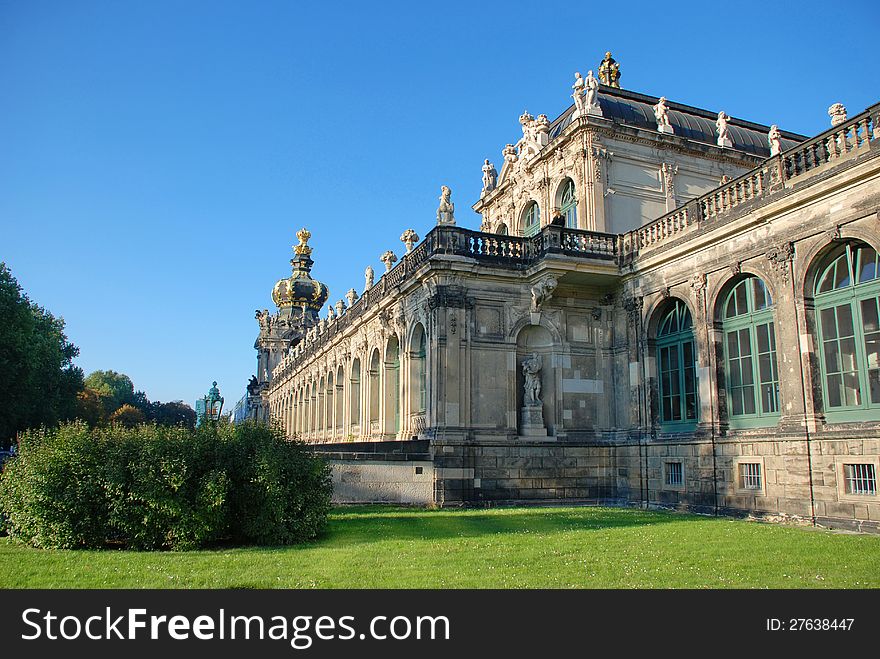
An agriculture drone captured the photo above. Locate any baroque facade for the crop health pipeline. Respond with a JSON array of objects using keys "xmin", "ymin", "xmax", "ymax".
[{"xmin": 246, "ymin": 61, "xmax": 880, "ymax": 531}]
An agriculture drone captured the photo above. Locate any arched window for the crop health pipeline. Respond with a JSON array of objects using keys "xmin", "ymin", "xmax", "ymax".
[
  {"xmin": 814, "ymin": 241, "xmax": 880, "ymax": 419},
  {"xmin": 722, "ymin": 276, "xmax": 779, "ymax": 426},
  {"xmin": 559, "ymin": 179, "xmax": 577, "ymax": 229},
  {"xmin": 523, "ymin": 202, "xmax": 540, "ymax": 237},
  {"xmin": 349, "ymin": 359, "xmax": 361, "ymax": 436},
  {"xmin": 656, "ymin": 300, "xmax": 698, "ymax": 429}
]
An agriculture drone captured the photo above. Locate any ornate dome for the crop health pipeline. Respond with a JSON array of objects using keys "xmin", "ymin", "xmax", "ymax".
[{"xmin": 272, "ymin": 228, "xmax": 330, "ymax": 311}]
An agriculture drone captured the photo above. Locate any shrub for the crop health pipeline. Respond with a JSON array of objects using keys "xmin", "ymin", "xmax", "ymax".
[{"xmin": 0, "ymin": 420, "xmax": 331, "ymax": 550}]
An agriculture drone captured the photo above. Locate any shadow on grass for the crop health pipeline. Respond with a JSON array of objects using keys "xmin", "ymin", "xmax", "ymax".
[{"xmin": 273, "ymin": 505, "xmax": 713, "ymax": 550}]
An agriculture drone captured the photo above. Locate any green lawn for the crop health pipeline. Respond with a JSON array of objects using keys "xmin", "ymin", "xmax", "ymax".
[{"xmin": 1, "ymin": 506, "xmax": 878, "ymax": 588}]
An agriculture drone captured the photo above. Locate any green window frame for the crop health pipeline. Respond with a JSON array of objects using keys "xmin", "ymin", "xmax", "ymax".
[
  {"xmin": 523, "ymin": 201, "xmax": 540, "ymax": 237},
  {"xmin": 657, "ymin": 299, "xmax": 699, "ymax": 430},
  {"xmin": 560, "ymin": 179, "xmax": 577, "ymax": 229},
  {"xmin": 814, "ymin": 242, "xmax": 880, "ymax": 422},
  {"xmin": 722, "ymin": 277, "xmax": 780, "ymax": 428}
]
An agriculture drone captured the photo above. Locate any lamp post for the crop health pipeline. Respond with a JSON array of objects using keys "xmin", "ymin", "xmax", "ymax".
[{"xmin": 196, "ymin": 381, "xmax": 224, "ymax": 427}]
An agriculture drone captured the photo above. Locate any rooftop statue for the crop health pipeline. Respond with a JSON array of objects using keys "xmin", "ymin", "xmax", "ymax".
[
  {"xmin": 828, "ymin": 103, "xmax": 848, "ymax": 126},
  {"xmin": 380, "ymin": 250, "xmax": 398, "ymax": 272},
  {"xmin": 584, "ymin": 71, "xmax": 600, "ymax": 114},
  {"xmin": 597, "ymin": 51, "xmax": 620, "ymax": 88},
  {"xmin": 481, "ymin": 159, "xmax": 497, "ymax": 192},
  {"xmin": 768, "ymin": 124, "xmax": 782, "ymax": 155},
  {"xmin": 571, "ymin": 72, "xmax": 586, "ymax": 116},
  {"xmin": 437, "ymin": 185, "xmax": 455, "ymax": 225},
  {"xmin": 716, "ymin": 111, "xmax": 732, "ymax": 148},
  {"xmin": 364, "ymin": 265, "xmax": 374, "ymax": 291},
  {"xmin": 653, "ymin": 96, "xmax": 673, "ymax": 134}
]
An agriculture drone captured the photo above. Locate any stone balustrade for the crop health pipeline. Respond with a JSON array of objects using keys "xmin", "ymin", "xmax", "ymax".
[
  {"xmin": 271, "ymin": 223, "xmax": 618, "ymax": 382},
  {"xmin": 624, "ymin": 103, "xmax": 880, "ymax": 259}
]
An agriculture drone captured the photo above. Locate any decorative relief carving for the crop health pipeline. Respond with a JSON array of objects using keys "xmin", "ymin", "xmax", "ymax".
[
  {"xmin": 766, "ymin": 242, "xmax": 794, "ymax": 283},
  {"xmin": 690, "ymin": 273, "xmax": 707, "ymax": 306},
  {"xmin": 530, "ymin": 276, "xmax": 559, "ymax": 312},
  {"xmin": 623, "ymin": 296, "xmax": 643, "ymax": 326}
]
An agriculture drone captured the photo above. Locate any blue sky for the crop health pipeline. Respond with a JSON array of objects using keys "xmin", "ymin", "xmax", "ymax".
[{"xmin": 1, "ymin": 0, "xmax": 877, "ymax": 406}]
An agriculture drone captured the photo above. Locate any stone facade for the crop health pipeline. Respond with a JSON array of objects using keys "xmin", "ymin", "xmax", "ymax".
[{"xmin": 248, "ymin": 80, "xmax": 880, "ymax": 531}]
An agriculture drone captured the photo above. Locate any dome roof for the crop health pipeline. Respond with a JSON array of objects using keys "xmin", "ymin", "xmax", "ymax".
[{"xmin": 272, "ymin": 228, "xmax": 330, "ymax": 311}]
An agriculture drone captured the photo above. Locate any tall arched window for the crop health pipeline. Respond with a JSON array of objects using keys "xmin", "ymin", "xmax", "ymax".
[
  {"xmin": 559, "ymin": 179, "xmax": 577, "ymax": 228},
  {"xmin": 349, "ymin": 359, "xmax": 361, "ymax": 436},
  {"xmin": 523, "ymin": 201, "xmax": 540, "ymax": 237},
  {"xmin": 814, "ymin": 241, "xmax": 880, "ymax": 419},
  {"xmin": 657, "ymin": 299, "xmax": 698, "ymax": 429},
  {"xmin": 722, "ymin": 276, "xmax": 779, "ymax": 426}
]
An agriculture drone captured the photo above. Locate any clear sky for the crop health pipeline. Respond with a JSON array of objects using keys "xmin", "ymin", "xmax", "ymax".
[{"xmin": 2, "ymin": 0, "xmax": 877, "ymax": 406}]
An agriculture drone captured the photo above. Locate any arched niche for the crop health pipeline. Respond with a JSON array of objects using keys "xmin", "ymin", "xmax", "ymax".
[{"xmin": 515, "ymin": 324, "xmax": 556, "ymax": 436}]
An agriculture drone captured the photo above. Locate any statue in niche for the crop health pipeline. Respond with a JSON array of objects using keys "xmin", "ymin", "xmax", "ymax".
[
  {"xmin": 597, "ymin": 52, "xmax": 620, "ymax": 88},
  {"xmin": 653, "ymin": 96, "xmax": 672, "ymax": 132},
  {"xmin": 481, "ymin": 159, "xmax": 497, "ymax": 192},
  {"xmin": 768, "ymin": 125, "xmax": 781, "ymax": 155},
  {"xmin": 522, "ymin": 352, "xmax": 543, "ymax": 406},
  {"xmin": 584, "ymin": 71, "xmax": 600, "ymax": 111},
  {"xmin": 364, "ymin": 265, "xmax": 374, "ymax": 291},
  {"xmin": 437, "ymin": 185, "xmax": 455, "ymax": 225},
  {"xmin": 572, "ymin": 72, "xmax": 586, "ymax": 115}
]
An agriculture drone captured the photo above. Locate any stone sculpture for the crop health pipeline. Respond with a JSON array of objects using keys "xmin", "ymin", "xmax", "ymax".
[
  {"xmin": 828, "ymin": 103, "xmax": 847, "ymax": 127},
  {"xmin": 716, "ymin": 111, "xmax": 732, "ymax": 148},
  {"xmin": 380, "ymin": 250, "xmax": 398, "ymax": 272},
  {"xmin": 572, "ymin": 72, "xmax": 586, "ymax": 116},
  {"xmin": 345, "ymin": 288, "xmax": 359, "ymax": 307},
  {"xmin": 335, "ymin": 299, "xmax": 346, "ymax": 317},
  {"xmin": 530, "ymin": 276, "xmax": 558, "ymax": 312},
  {"xmin": 400, "ymin": 228, "xmax": 420, "ymax": 253},
  {"xmin": 502, "ymin": 143, "xmax": 518, "ymax": 164},
  {"xmin": 768, "ymin": 125, "xmax": 782, "ymax": 156},
  {"xmin": 653, "ymin": 96, "xmax": 673, "ymax": 134},
  {"xmin": 522, "ymin": 353, "xmax": 543, "ymax": 406},
  {"xmin": 437, "ymin": 185, "xmax": 455, "ymax": 225},
  {"xmin": 364, "ymin": 265, "xmax": 374, "ymax": 291},
  {"xmin": 584, "ymin": 71, "xmax": 600, "ymax": 114},
  {"xmin": 481, "ymin": 159, "xmax": 497, "ymax": 192}
]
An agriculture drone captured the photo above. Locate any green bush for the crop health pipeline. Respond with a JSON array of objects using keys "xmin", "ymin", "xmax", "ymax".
[{"xmin": 0, "ymin": 421, "xmax": 332, "ymax": 550}]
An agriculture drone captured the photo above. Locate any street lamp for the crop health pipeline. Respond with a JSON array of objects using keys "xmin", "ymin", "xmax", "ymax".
[{"xmin": 195, "ymin": 381, "xmax": 224, "ymax": 427}]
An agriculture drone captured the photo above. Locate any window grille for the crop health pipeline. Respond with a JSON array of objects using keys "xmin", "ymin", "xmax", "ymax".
[
  {"xmin": 844, "ymin": 463, "xmax": 876, "ymax": 495},
  {"xmin": 739, "ymin": 462, "xmax": 762, "ymax": 490},
  {"xmin": 665, "ymin": 462, "xmax": 683, "ymax": 486}
]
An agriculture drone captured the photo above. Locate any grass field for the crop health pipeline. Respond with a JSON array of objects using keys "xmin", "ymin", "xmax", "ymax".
[{"xmin": 1, "ymin": 506, "xmax": 878, "ymax": 588}]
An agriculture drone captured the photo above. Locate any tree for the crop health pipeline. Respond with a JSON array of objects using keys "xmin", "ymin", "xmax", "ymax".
[
  {"xmin": 0, "ymin": 263, "xmax": 83, "ymax": 446},
  {"xmin": 108, "ymin": 404, "xmax": 145, "ymax": 428},
  {"xmin": 83, "ymin": 370, "xmax": 135, "ymax": 414},
  {"xmin": 75, "ymin": 388, "xmax": 108, "ymax": 427},
  {"xmin": 150, "ymin": 401, "xmax": 197, "ymax": 429}
]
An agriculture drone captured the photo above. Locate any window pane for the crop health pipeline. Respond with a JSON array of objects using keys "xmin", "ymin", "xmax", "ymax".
[
  {"xmin": 742, "ymin": 386, "xmax": 756, "ymax": 414},
  {"xmin": 840, "ymin": 337, "xmax": 858, "ymax": 372},
  {"xmin": 861, "ymin": 297, "xmax": 880, "ymax": 333},
  {"xmin": 820, "ymin": 307, "xmax": 837, "ymax": 339},
  {"xmin": 727, "ymin": 331, "xmax": 740, "ymax": 359},
  {"xmin": 824, "ymin": 342, "xmax": 841, "ymax": 374},
  {"xmin": 834, "ymin": 258, "xmax": 851, "ymax": 289},
  {"xmin": 837, "ymin": 304, "xmax": 855, "ymax": 339},
  {"xmin": 735, "ymin": 282, "xmax": 748, "ymax": 317},
  {"xmin": 826, "ymin": 373, "xmax": 842, "ymax": 407},
  {"xmin": 751, "ymin": 278, "xmax": 768, "ymax": 310},
  {"xmin": 857, "ymin": 246, "xmax": 879, "ymax": 283},
  {"xmin": 843, "ymin": 371, "xmax": 862, "ymax": 407},
  {"xmin": 756, "ymin": 323, "xmax": 770, "ymax": 354},
  {"xmin": 731, "ymin": 389, "xmax": 743, "ymax": 416}
]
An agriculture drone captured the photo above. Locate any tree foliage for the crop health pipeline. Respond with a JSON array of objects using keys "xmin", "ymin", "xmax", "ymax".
[
  {"xmin": 109, "ymin": 404, "xmax": 146, "ymax": 428},
  {"xmin": 0, "ymin": 263, "xmax": 83, "ymax": 447},
  {"xmin": 83, "ymin": 370, "xmax": 135, "ymax": 414}
]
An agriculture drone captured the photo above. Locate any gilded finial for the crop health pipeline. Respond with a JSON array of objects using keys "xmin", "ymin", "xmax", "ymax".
[{"xmin": 294, "ymin": 227, "xmax": 313, "ymax": 256}]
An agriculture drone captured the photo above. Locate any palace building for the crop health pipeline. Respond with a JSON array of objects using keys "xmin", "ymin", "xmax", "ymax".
[{"xmin": 242, "ymin": 56, "xmax": 880, "ymax": 532}]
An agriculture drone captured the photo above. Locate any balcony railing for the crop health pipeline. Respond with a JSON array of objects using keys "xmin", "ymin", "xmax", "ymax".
[{"xmin": 623, "ymin": 102, "xmax": 880, "ymax": 259}]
